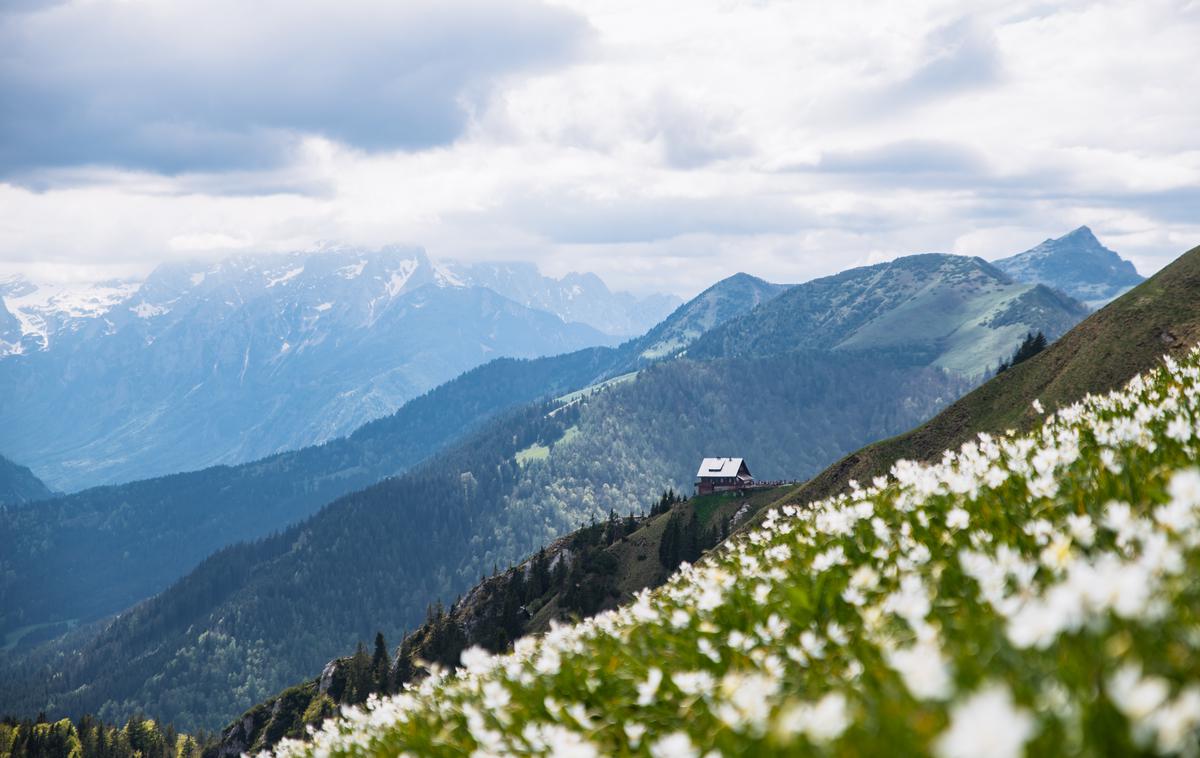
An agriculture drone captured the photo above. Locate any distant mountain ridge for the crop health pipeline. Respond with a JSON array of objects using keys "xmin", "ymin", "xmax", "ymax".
[
  {"xmin": 631, "ymin": 273, "xmax": 788, "ymax": 363},
  {"xmin": 690, "ymin": 253, "xmax": 1090, "ymax": 375},
  {"xmin": 993, "ymin": 225, "xmax": 1144, "ymax": 307},
  {"xmin": 443, "ymin": 261, "xmax": 681, "ymax": 337},
  {"xmin": 0, "ymin": 454, "xmax": 51, "ymax": 506},
  {"xmin": 0, "ymin": 248, "xmax": 663, "ymax": 491}
]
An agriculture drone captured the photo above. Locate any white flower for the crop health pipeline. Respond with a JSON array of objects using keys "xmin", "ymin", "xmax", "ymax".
[
  {"xmin": 672, "ymin": 670, "xmax": 715, "ymax": 697},
  {"xmin": 946, "ymin": 507, "xmax": 970, "ymax": 530},
  {"xmin": 1168, "ymin": 468, "xmax": 1200, "ymax": 509},
  {"xmin": 460, "ymin": 645, "xmax": 493, "ymax": 674},
  {"xmin": 632, "ymin": 595, "xmax": 657, "ymax": 622},
  {"xmin": 697, "ymin": 584, "xmax": 725, "ymax": 612},
  {"xmin": 637, "ymin": 668, "xmax": 663, "ymax": 706},
  {"xmin": 1108, "ymin": 663, "xmax": 1169, "ymax": 724},
  {"xmin": 934, "ymin": 683, "xmax": 1035, "ymax": 758},
  {"xmin": 1039, "ymin": 534, "xmax": 1074, "ymax": 571},
  {"xmin": 888, "ymin": 638, "xmax": 953, "ymax": 700},
  {"xmin": 1166, "ymin": 416, "xmax": 1193, "ymax": 443},
  {"xmin": 1032, "ymin": 398, "xmax": 1045, "ymax": 415},
  {"xmin": 534, "ymin": 646, "xmax": 561, "ymax": 676},
  {"xmin": 540, "ymin": 725, "xmax": 599, "ymax": 758},
  {"xmin": 1066, "ymin": 513, "xmax": 1095, "ymax": 547},
  {"xmin": 481, "ymin": 680, "xmax": 510, "ymax": 711},
  {"xmin": 1152, "ymin": 686, "xmax": 1200, "ymax": 753},
  {"xmin": 812, "ymin": 545, "xmax": 847, "ymax": 572},
  {"xmin": 649, "ymin": 732, "xmax": 698, "ymax": 758},
  {"xmin": 716, "ymin": 672, "xmax": 779, "ymax": 735},
  {"xmin": 776, "ymin": 691, "xmax": 850, "ymax": 743},
  {"xmin": 624, "ymin": 722, "xmax": 647, "ymax": 749},
  {"xmin": 883, "ymin": 575, "xmax": 932, "ymax": 630}
]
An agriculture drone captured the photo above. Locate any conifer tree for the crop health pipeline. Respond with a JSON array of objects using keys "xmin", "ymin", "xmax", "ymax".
[{"xmin": 371, "ymin": 632, "xmax": 391, "ymax": 694}]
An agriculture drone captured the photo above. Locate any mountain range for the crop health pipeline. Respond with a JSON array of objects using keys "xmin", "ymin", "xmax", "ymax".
[
  {"xmin": 689, "ymin": 253, "xmax": 1089, "ymax": 374},
  {"xmin": 0, "ymin": 249, "xmax": 678, "ymax": 491},
  {"xmin": 0, "ymin": 231, "xmax": 1130, "ymax": 731}
]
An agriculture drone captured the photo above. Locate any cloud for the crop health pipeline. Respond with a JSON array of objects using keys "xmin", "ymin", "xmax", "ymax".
[
  {"xmin": 0, "ymin": 0, "xmax": 1198, "ymax": 296},
  {"xmin": 495, "ymin": 193, "xmax": 823, "ymax": 245},
  {"xmin": 0, "ymin": 0, "xmax": 588, "ymax": 178},
  {"xmin": 897, "ymin": 17, "xmax": 1003, "ymax": 100},
  {"xmin": 815, "ymin": 139, "xmax": 987, "ymax": 177}
]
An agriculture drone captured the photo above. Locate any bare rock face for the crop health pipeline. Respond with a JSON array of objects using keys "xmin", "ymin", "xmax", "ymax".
[
  {"xmin": 215, "ymin": 712, "xmax": 259, "ymax": 758},
  {"xmin": 318, "ymin": 659, "xmax": 340, "ymax": 695}
]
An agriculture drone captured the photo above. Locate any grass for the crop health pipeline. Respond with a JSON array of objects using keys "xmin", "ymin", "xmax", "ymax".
[
  {"xmin": 514, "ymin": 443, "xmax": 550, "ymax": 466},
  {"xmin": 515, "ymin": 426, "xmax": 580, "ymax": 466},
  {"xmin": 554, "ymin": 372, "xmax": 639, "ymax": 406}
]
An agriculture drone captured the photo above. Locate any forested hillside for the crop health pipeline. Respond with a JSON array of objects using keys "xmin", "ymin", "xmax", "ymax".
[
  {"xmin": 0, "ymin": 454, "xmax": 51, "ymax": 506},
  {"xmin": 0, "ymin": 714, "xmax": 211, "ymax": 758},
  {"xmin": 0, "ymin": 348, "xmax": 968, "ymax": 731},
  {"xmin": 0, "ymin": 347, "xmax": 616, "ymax": 646}
]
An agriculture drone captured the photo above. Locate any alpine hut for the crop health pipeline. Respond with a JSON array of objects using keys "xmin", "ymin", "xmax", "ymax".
[{"xmin": 694, "ymin": 457, "xmax": 753, "ymax": 495}]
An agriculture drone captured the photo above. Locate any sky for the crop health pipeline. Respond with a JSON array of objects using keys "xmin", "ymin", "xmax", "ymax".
[{"xmin": 1, "ymin": 0, "xmax": 1198, "ymax": 297}]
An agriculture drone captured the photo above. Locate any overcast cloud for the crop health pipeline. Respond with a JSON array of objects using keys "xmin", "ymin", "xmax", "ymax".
[{"xmin": 1, "ymin": 0, "xmax": 1197, "ymax": 296}]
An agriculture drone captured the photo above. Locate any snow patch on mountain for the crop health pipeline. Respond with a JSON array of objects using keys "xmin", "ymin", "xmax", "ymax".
[
  {"xmin": 131, "ymin": 302, "xmax": 170, "ymax": 319},
  {"xmin": 337, "ymin": 260, "xmax": 367, "ymax": 279},
  {"xmin": 0, "ymin": 277, "xmax": 142, "ymax": 353},
  {"xmin": 266, "ymin": 266, "xmax": 305, "ymax": 288},
  {"xmin": 386, "ymin": 260, "xmax": 420, "ymax": 297}
]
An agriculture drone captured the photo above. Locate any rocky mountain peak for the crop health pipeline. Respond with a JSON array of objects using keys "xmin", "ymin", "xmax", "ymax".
[{"xmin": 993, "ymin": 226, "xmax": 1143, "ymax": 307}]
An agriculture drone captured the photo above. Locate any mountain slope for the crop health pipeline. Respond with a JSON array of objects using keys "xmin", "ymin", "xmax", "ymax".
[
  {"xmin": 993, "ymin": 225, "xmax": 1144, "ymax": 307},
  {"xmin": 629, "ymin": 273, "xmax": 788, "ymax": 363},
  {"xmin": 0, "ymin": 349, "xmax": 968, "ymax": 730},
  {"xmin": 0, "ymin": 249, "xmax": 617, "ymax": 491},
  {"xmin": 779, "ymin": 241, "xmax": 1200, "ymax": 514},
  {"xmin": 690, "ymin": 254, "xmax": 1089, "ymax": 375},
  {"xmin": 0, "ymin": 270, "xmax": 780, "ymax": 651},
  {"xmin": 0, "ymin": 454, "xmax": 51, "ymax": 506},
  {"xmin": 216, "ymin": 486, "xmax": 794, "ymax": 756},
  {"xmin": 260, "ymin": 346, "xmax": 1200, "ymax": 757}
]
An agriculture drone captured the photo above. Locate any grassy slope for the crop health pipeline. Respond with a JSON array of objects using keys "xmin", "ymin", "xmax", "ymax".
[
  {"xmin": 779, "ymin": 243, "xmax": 1200, "ymax": 511},
  {"xmin": 216, "ymin": 487, "xmax": 792, "ymax": 756}
]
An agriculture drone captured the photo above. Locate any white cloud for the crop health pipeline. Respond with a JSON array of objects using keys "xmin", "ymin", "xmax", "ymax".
[{"xmin": 0, "ymin": 0, "xmax": 1197, "ymax": 295}]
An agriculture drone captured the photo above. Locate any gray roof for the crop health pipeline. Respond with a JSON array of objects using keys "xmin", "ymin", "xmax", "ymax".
[{"xmin": 696, "ymin": 457, "xmax": 747, "ymax": 478}]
